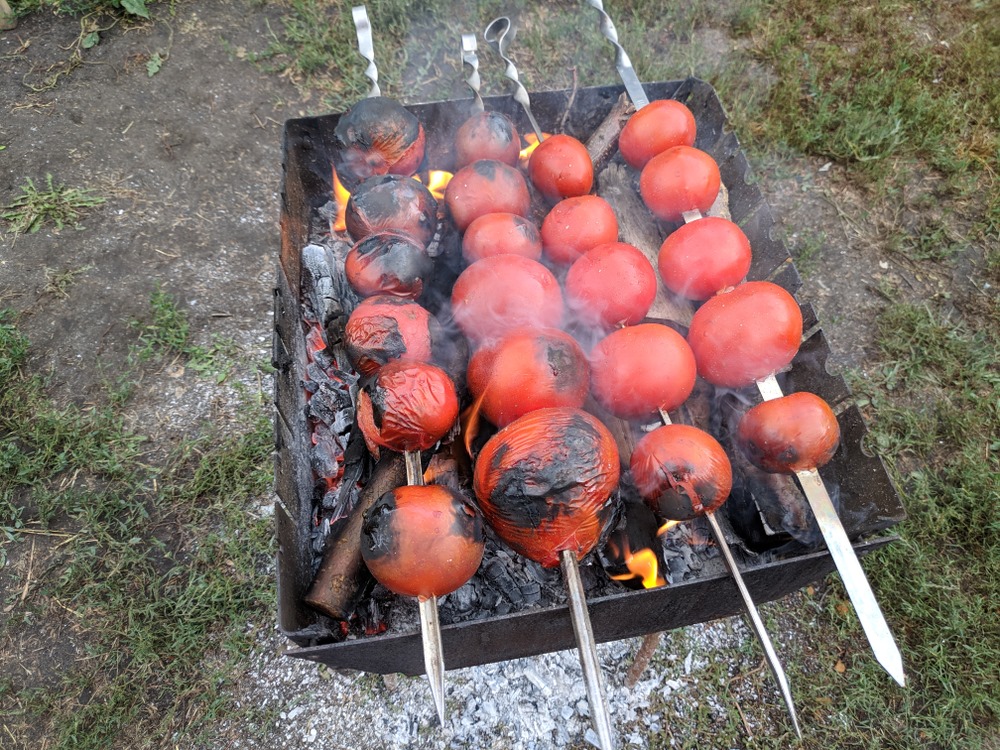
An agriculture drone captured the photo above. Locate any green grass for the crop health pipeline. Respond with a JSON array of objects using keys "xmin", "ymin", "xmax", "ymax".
[
  {"xmin": 1, "ymin": 174, "xmax": 106, "ymax": 236},
  {"xmin": 9, "ymin": 0, "xmax": 153, "ymax": 19}
]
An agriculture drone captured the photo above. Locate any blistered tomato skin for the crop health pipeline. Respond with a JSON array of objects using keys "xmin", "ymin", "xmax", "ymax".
[
  {"xmin": 344, "ymin": 296, "xmax": 438, "ymax": 377},
  {"xmin": 466, "ymin": 328, "xmax": 590, "ymax": 427},
  {"xmin": 455, "ymin": 111, "xmax": 521, "ymax": 169},
  {"xmin": 345, "ymin": 174, "xmax": 438, "ymax": 247},
  {"xmin": 737, "ymin": 392, "xmax": 841, "ymax": 474},
  {"xmin": 619, "ymin": 99, "xmax": 697, "ymax": 170},
  {"xmin": 474, "ymin": 407, "xmax": 620, "ymax": 568},
  {"xmin": 639, "ymin": 146, "xmax": 721, "ymax": 223},
  {"xmin": 658, "ymin": 217, "xmax": 752, "ymax": 300},
  {"xmin": 445, "ymin": 160, "xmax": 531, "ymax": 232},
  {"xmin": 451, "ymin": 255, "xmax": 564, "ymax": 345},
  {"xmin": 462, "ymin": 212, "xmax": 542, "ymax": 263},
  {"xmin": 528, "ymin": 134, "xmax": 594, "ymax": 203},
  {"xmin": 686, "ymin": 281, "xmax": 803, "ymax": 389},
  {"xmin": 540, "ymin": 195, "xmax": 619, "ymax": 266},
  {"xmin": 345, "ymin": 231, "xmax": 432, "ymax": 299},
  {"xmin": 589, "ymin": 324, "xmax": 697, "ymax": 420},
  {"xmin": 630, "ymin": 424, "xmax": 733, "ymax": 522},
  {"xmin": 332, "ymin": 97, "xmax": 426, "ymax": 192},
  {"xmin": 564, "ymin": 242, "xmax": 658, "ymax": 329},
  {"xmin": 361, "ymin": 484, "xmax": 485, "ymax": 599}
]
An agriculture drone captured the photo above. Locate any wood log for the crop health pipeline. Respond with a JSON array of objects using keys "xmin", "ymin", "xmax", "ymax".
[{"xmin": 585, "ymin": 92, "xmax": 635, "ymax": 173}]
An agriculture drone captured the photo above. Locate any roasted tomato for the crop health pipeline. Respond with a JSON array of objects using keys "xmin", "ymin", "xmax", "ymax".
[
  {"xmin": 564, "ymin": 241, "xmax": 657, "ymax": 329},
  {"xmin": 344, "ymin": 296, "xmax": 437, "ymax": 377},
  {"xmin": 589, "ymin": 324, "xmax": 697, "ymax": 420},
  {"xmin": 345, "ymin": 231, "xmax": 432, "ymax": 299},
  {"xmin": 639, "ymin": 146, "xmax": 721, "ymax": 223},
  {"xmin": 455, "ymin": 111, "xmax": 521, "ymax": 169},
  {"xmin": 540, "ymin": 195, "xmax": 619, "ymax": 266},
  {"xmin": 619, "ymin": 99, "xmax": 697, "ymax": 170},
  {"xmin": 332, "ymin": 97, "xmax": 426, "ymax": 192},
  {"xmin": 345, "ymin": 174, "xmax": 437, "ymax": 247},
  {"xmin": 445, "ymin": 159, "xmax": 531, "ymax": 232},
  {"xmin": 361, "ymin": 484, "xmax": 485, "ymax": 599},
  {"xmin": 686, "ymin": 281, "xmax": 803, "ymax": 388},
  {"xmin": 466, "ymin": 328, "xmax": 589, "ymax": 427},
  {"xmin": 474, "ymin": 407, "xmax": 620, "ymax": 568},
  {"xmin": 528, "ymin": 134, "xmax": 594, "ymax": 203},
  {"xmin": 630, "ymin": 424, "xmax": 733, "ymax": 522},
  {"xmin": 451, "ymin": 254, "xmax": 564, "ymax": 345},
  {"xmin": 737, "ymin": 392, "xmax": 840, "ymax": 473},
  {"xmin": 462, "ymin": 212, "xmax": 542, "ymax": 263},
  {"xmin": 357, "ymin": 360, "xmax": 459, "ymax": 453},
  {"xmin": 658, "ymin": 217, "xmax": 751, "ymax": 300}
]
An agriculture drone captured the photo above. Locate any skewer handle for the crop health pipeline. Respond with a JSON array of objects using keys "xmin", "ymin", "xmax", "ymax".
[
  {"xmin": 483, "ymin": 16, "xmax": 545, "ymax": 141},
  {"xmin": 585, "ymin": 1, "xmax": 649, "ymax": 109},
  {"xmin": 461, "ymin": 34, "xmax": 485, "ymax": 113},
  {"xmin": 352, "ymin": 5, "xmax": 381, "ymax": 97}
]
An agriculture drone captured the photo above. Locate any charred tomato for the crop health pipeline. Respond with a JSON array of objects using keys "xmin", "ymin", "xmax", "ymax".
[
  {"xmin": 658, "ymin": 217, "xmax": 751, "ymax": 300},
  {"xmin": 445, "ymin": 159, "xmax": 531, "ymax": 232},
  {"xmin": 737, "ymin": 392, "xmax": 840, "ymax": 474},
  {"xmin": 564, "ymin": 241, "xmax": 657, "ymax": 329},
  {"xmin": 345, "ymin": 231, "xmax": 433, "ymax": 299},
  {"xmin": 454, "ymin": 111, "xmax": 521, "ymax": 169},
  {"xmin": 540, "ymin": 195, "xmax": 619, "ymax": 266},
  {"xmin": 344, "ymin": 296, "xmax": 437, "ymax": 377},
  {"xmin": 528, "ymin": 134, "xmax": 594, "ymax": 203},
  {"xmin": 462, "ymin": 212, "xmax": 542, "ymax": 263},
  {"xmin": 332, "ymin": 97, "xmax": 426, "ymax": 192},
  {"xmin": 345, "ymin": 174, "xmax": 437, "ymax": 247},
  {"xmin": 619, "ymin": 99, "xmax": 697, "ymax": 170},
  {"xmin": 639, "ymin": 146, "xmax": 721, "ymax": 223}
]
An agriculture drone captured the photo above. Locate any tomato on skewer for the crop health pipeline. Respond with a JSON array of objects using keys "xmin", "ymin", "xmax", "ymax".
[
  {"xmin": 540, "ymin": 195, "xmax": 619, "ymax": 266},
  {"xmin": 454, "ymin": 111, "xmax": 521, "ymax": 169},
  {"xmin": 737, "ymin": 392, "xmax": 841, "ymax": 474},
  {"xmin": 619, "ymin": 99, "xmax": 697, "ymax": 170},
  {"xmin": 658, "ymin": 217, "xmax": 751, "ymax": 301},
  {"xmin": 564, "ymin": 242, "xmax": 657, "ymax": 330},
  {"xmin": 528, "ymin": 134, "xmax": 594, "ymax": 203},
  {"xmin": 639, "ymin": 145, "xmax": 720, "ymax": 223}
]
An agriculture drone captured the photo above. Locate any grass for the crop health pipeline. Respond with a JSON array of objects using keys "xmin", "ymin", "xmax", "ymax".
[{"xmin": 1, "ymin": 174, "xmax": 105, "ymax": 235}]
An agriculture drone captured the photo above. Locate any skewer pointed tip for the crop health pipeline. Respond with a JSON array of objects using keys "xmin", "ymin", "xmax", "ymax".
[{"xmin": 419, "ymin": 595, "xmax": 447, "ymax": 726}]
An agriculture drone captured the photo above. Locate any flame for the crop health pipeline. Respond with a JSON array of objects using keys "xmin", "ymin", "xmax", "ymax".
[
  {"xmin": 608, "ymin": 539, "xmax": 666, "ymax": 589},
  {"xmin": 332, "ymin": 167, "xmax": 350, "ymax": 233},
  {"xmin": 461, "ymin": 386, "xmax": 490, "ymax": 458},
  {"xmin": 417, "ymin": 170, "xmax": 453, "ymax": 200},
  {"xmin": 518, "ymin": 133, "xmax": 550, "ymax": 168},
  {"xmin": 657, "ymin": 519, "xmax": 681, "ymax": 537},
  {"xmin": 306, "ymin": 323, "xmax": 326, "ymax": 360}
]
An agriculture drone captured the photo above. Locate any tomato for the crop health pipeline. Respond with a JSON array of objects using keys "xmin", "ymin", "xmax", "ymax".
[
  {"xmin": 686, "ymin": 281, "xmax": 803, "ymax": 388},
  {"xmin": 344, "ymin": 174, "xmax": 437, "ymax": 247},
  {"xmin": 630, "ymin": 424, "xmax": 733, "ymax": 522},
  {"xmin": 473, "ymin": 407, "xmax": 620, "ymax": 567},
  {"xmin": 451, "ymin": 254, "xmax": 564, "ymax": 345},
  {"xmin": 528, "ymin": 134, "xmax": 594, "ymax": 203},
  {"xmin": 345, "ymin": 231, "xmax": 432, "ymax": 299},
  {"xmin": 540, "ymin": 195, "xmax": 619, "ymax": 266},
  {"xmin": 589, "ymin": 324, "xmax": 696, "ymax": 419},
  {"xmin": 344, "ymin": 296, "xmax": 438, "ymax": 377},
  {"xmin": 658, "ymin": 217, "xmax": 751, "ymax": 300},
  {"xmin": 639, "ymin": 146, "xmax": 721, "ymax": 223},
  {"xmin": 564, "ymin": 241, "xmax": 657, "ymax": 329},
  {"xmin": 356, "ymin": 360, "xmax": 459, "ymax": 453},
  {"xmin": 737, "ymin": 392, "xmax": 840, "ymax": 473},
  {"xmin": 361, "ymin": 484, "xmax": 485, "ymax": 599},
  {"xmin": 332, "ymin": 97, "xmax": 426, "ymax": 191},
  {"xmin": 619, "ymin": 99, "xmax": 697, "ymax": 170},
  {"xmin": 462, "ymin": 212, "xmax": 542, "ymax": 263},
  {"xmin": 444, "ymin": 159, "xmax": 531, "ymax": 232},
  {"xmin": 454, "ymin": 111, "xmax": 521, "ymax": 169},
  {"xmin": 466, "ymin": 328, "xmax": 589, "ymax": 427}
]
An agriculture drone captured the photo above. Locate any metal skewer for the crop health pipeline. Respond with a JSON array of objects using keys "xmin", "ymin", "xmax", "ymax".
[
  {"xmin": 585, "ymin": 1, "xmax": 649, "ymax": 108},
  {"xmin": 352, "ymin": 5, "xmax": 381, "ymax": 97},
  {"xmin": 461, "ymin": 34, "xmax": 485, "ymax": 113},
  {"xmin": 483, "ymin": 16, "xmax": 545, "ymax": 142}
]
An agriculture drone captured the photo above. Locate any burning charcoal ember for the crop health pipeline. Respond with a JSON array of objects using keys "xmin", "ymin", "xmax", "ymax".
[
  {"xmin": 345, "ymin": 174, "xmax": 438, "ymax": 247},
  {"xmin": 302, "ymin": 241, "xmax": 357, "ymax": 332},
  {"xmin": 332, "ymin": 97, "xmax": 426, "ymax": 192}
]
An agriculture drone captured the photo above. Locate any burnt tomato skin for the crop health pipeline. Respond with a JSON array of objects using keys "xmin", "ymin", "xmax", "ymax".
[
  {"xmin": 466, "ymin": 328, "xmax": 590, "ymax": 427},
  {"xmin": 462, "ymin": 212, "xmax": 542, "ymax": 263},
  {"xmin": 686, "ymin": 281, "xmax": 803, "ymax": 388},
  {"xmin": 540, "ymin": 195, "xmax": 619, "ymax": 266},
  {"xmin": 345, "ymin": 174, "xmax": 437, "ymax": 247},
  {"xmin": 344, "ymin": 296, "xmax": 436, "ymax": 377},
  {"xmin": 528, "ymin": 134, "xmax": 594, "ymax": 203},
  {"xmin": 357, "ymin": 360, "xmax": 459, "ymax": 453},
  {"xmin": 658, "ymin": 217, "xmax": 751, "ymax": 300},
  {"xmin": 361, "ymin": 484, "xmax": 485, "ymax": 599},
  {"xmin": 737, "ymin": 392, "xmax": 841, "ymax": 473},
  {"xmin": 589, "ymin": 324, "xmax": 697, "ymax": 420},
  {"xmin": 450, "ymin": 255, "xmax": 564, "ymax": 346},
  {"xmin": 639, "ymin": 146, "xmax": 721, "ymax": 222},
  {"xmin": 455, "ymin": 111, "xmax": 521, "ymax": 169},
  {"xmin": 345, "ymin": 231, "xmax": 433, "ymax": 299},
  {"xmin": 630, "ymin": 424, "xmax": 733, "ymax": 522},
  {"xmin": 474, "ymin": 407, "xmax": 620, "ymax": 568},
  {"xmin": 332, "ymin": 97, "xmax": 426, "ymax": 192},
  {"xmin": 564, "ymin": 241, "xmax": 658, "ymax": 329},
  {"xmin": 619, "ymin": 99, "xmax": 697, "ymax": 170},
  {"xmin": 445, "ymin": 160, "xmax": 531, "ymax": 232}
]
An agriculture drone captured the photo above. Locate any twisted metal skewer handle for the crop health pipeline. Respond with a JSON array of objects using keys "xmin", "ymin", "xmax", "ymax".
[
  {"xmin": 483, "ymin": 16, "xmax": 544, "ymax": 141},
  {"xmin": 585, "ymin": 0, "xmax": 648, "ymax": 108},
  {"xmin": 352, "ymin": 5, "xmax": 380, "ymax": 97},
  {"xmin": 461, "ymin": 34, "xmax": 484, "ymax": 113}
]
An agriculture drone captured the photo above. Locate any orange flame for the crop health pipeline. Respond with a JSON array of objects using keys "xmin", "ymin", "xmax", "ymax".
[
  {"xmin": 518, "ymin": 133, "xmax": 550, "ymax": 168},
  {"xmin": 461, "ymin": 386, "xmax": 490, "ymax": 458},
  {"xmin": 419, "ymin": 170, "xmax": 453, "ymax": 201},
  {"xmin": 657, "ymin": 519, "xmax": 681, "ymax": 537},
  {"xmin": 608, "ymin": 539, "xmax": 666, "ymax": 589},
  {"xmin": 332, "ymin": 167, "xmax": 350, "ymax": 233}
]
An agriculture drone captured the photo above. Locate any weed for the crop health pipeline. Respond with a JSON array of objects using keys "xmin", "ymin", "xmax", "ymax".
[
  {"xmin": 41, "ymin": 265, "xmax": 94, "ymax": 299},
  {"xmin": 2, "ymin": 174, "xmax": 105, "ymax": 235}
]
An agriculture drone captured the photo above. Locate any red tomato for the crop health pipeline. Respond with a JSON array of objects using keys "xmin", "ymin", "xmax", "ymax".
[
  {"xmin": 564, "ymin": 241, "xmax": 657, "ymax": 329},
  {"xmin": 528, "ymin": 134, "xmax": 594, "ymax": 203},
  {"xmin": 356, "ymin": 360, "xmax": 459, "ymax": 453},
  {"xmin": 589, "ymin": 324, "xmax": 696, "ymax": 419},
  {"xmin": 361, "ymin": 484, "xmax": 485, "ymax": 599},
  {"xmin": 658, "ymin": 217, "xmax": 751, "ymax": 300},
  {"xmin": 332, "ymin": 97, "xmax": 426, "ymax": 191},
  {"xmin": 451, "ymin": 255, "xmax": 564, "ymax": 345},
  {"xmin": 445, "ymin": 160, "xmax": 531, "ymax": 231},
  {"xmin": 454, "ymin": 111, "xmax": 521, "ymax": 169},
  {"xmin": 619, "ymin": 99, "xmax": 697, "ymax": 170},
  {"xmin": 473, "ymin": 407, "xmax": 620, "ymax": 567},
  {"xmin": 540, "ymin": 195, "xmax": 619, "ymax": 266},
  {"xmin": 630, "ymin": 424, "xmax": 733, "ymax": 522},
  {"xmin": 639, "ymin": 146, "xmax": 721, "ymax": 222},
  {"xmin": 467, "ymin": 328, "xmax": 589, "ymax": 427},
  {"xmin": 345, "ymin": 231, "xmax": 432, "ymax": 299},
  {"xmin": 686, "ymin": 281, "xmax": 803, "ymax": 388},
  {"xmin": 344, "ymin": 296, "xmax": 438, "ymax": 377},
  {"xmin": 737, "ymin": 392, "xmax": 840, "ymax": 473},
  {"xmin": 462, "ymin": 212, "xmax": 542, "ymax": 263}
]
